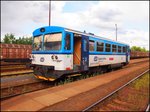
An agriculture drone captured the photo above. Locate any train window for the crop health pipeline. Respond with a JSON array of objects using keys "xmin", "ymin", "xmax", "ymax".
[
  {"xmin": 65, "ymin": 34, "xmax": 71, "ymax": 50},
  {"xmin": 121, "ymin": 46, "xmax": 123, "ymax": 53},
  {"xmin": 33, "ymin": 35, "xmax": 42, "ymax": 51},
  {"xmin": 84, "ymin": 39, "xmax": 88, "ymax": 52},
  {"xmin": 123, "ymin": 46, "xmax": 126, "ymax": 52},
  {"xmin": 118, "ymin": 46, "xmax": 121, "ymax": 53},
  {"xmin": 89, "ymin": 40, "xmax": 95, "ymax": 51},
  {"xmin": 44, "ymin": 33, "xmax": 62, "ymax": 50},
  {"xmin": 112, "ymin": 45, "xmax": 117, "ymax": 52},
  {"xmin": 97, "ymin": 42, "xmax": 104, "ymax": 52},
  {"xmin": 105, "ymin": 43, "xmax": 111, "ymax": 52}
]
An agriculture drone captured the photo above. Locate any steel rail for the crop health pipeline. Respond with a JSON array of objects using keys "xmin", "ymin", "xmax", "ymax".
[
  {"xmin": 146, "ymin": 104, "xmax": 150, "ymax": 112},
  {"xmin": 1, "ymin": 71, "xmax": 33, "ymax": 77},
  {"xmin": 82, "ymin": 69, "xmax": 149, "ymax": 111},
  {"xmin": 0, "ymin": 63, "xmax": 29, "ymax": 66}
]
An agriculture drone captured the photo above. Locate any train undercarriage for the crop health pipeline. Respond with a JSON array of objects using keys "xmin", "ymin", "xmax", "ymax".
[{"xmin": 29, "ymin": 62, "xmax": 127, "ymax": 81}]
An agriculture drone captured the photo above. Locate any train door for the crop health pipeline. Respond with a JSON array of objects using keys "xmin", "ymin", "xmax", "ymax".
[
  {"xmin": 73, "ymin": 34, "xmax": 82, "ymax": 70},
  {"xmin": 81, "ymin": 35, "xmax": 89, "ymax": 71},
  {"xmin": 73, "ymin": 34, "xmax": 89, "ymax": 71}
]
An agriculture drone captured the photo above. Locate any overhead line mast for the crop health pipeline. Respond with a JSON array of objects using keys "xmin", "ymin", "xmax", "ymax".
[
  {"xmin": 115, "ymin": 24, "xmax": 117, "ymax": 41},
  {"xmin": 49, "ymin": 0, "xmax": 51, "ymax": 26}
]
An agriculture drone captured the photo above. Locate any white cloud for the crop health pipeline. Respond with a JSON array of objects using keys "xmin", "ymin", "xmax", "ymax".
[
  {"xmin": 119, "ymin": 29, "xmax": 149, "ymax": 50},
  {"xmin": 1, "ymin": 1, "xmax": 66, "ymax": 37},
  {"xmin": 1, "ymin": 1, "xmax": 149, "ymax": 50}
]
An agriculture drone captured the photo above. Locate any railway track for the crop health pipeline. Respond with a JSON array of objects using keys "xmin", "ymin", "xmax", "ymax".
[
  {"xmin": 1, "ymin": 58, "xmax": 149, "ymax": 100},
  {"xmin": 1, "ymin": 70, "xmax": 33, "ymax": 77},
  {"xmin": 1, "ymin": 62, "xmax": 33, "ymax": 77},
  {"xmin": 0, "ymin": 61, "xmax": 29, "ymax": 66},
  {"xmin": 1, "ymin": 74, "xmax": 50, "ymax": 100},
  {"xmin": 1, "ymin": 68, "xmax": 31, "ymax": 73},
  {"xmin": 82, "ymin": 69, "xmax": 149, "ymax": 111},
  {"xmin": 1, "ymin": 63, "xmax": 30, "ymax": 72}
]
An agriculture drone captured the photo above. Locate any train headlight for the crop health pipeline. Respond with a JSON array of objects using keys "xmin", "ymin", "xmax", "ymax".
[
  {"xmin": 51, "ymin": 55, "xmax": 54, "ymax": 60},
  {"xmin": 55, "ymin": 56, "xmax": 58, "ymax": 60}
]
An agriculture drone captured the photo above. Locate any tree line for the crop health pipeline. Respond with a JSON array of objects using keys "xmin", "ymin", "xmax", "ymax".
[
  {"xmin": 130, "ymin": 46, "xmax": 148, "ymax": 52},
  {"xmin": 1, "ymin": 33, "xmax": 32, "ymax": 45}
]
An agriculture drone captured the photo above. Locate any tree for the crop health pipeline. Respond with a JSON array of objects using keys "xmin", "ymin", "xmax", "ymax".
[
  {"xmin": 3, "ymin": 33, "xmax": 16, "ymax": 44},
  {"xmin": 141, "ymin": 47, "xmax": 147, "ymax": 52},
  {"xmin": 2, "ymin": 33, "xmax": 32, "ymax": 45}
]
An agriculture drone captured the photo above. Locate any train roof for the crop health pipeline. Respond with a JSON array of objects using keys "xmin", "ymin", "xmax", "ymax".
[{"xmin": 33, "ymin": 26, "xmax": 129, "ymax": 46}]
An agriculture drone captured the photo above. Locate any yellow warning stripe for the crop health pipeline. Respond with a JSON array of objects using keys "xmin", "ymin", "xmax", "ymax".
[{"xmin": 34, "ymin": 75, "xmax": 55, "ymax": 81}]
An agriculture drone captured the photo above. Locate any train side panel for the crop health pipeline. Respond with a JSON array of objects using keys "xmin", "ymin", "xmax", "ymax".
[{"xmin": 89, "ymin": 55, "xmax": 127, "ymax": 67}]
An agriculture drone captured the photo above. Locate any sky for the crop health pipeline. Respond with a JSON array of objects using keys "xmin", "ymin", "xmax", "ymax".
[{"xmin": 1, "ymin": 1, "xmax": 149, "ymax": 50}]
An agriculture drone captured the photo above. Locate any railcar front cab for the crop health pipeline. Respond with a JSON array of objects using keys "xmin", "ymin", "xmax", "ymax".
[{"xmin": 31, "ymin": 26, "xmax": 89, "ymax": 81}]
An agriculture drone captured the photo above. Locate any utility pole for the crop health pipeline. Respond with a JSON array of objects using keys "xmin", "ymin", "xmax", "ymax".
[
  {"xmin": 115, "ymin": 24, "xmax": 117, "ymax": 41},
  {"xmin": 49, "ymin": 0, "xmax": 51, "ymax": 26}
]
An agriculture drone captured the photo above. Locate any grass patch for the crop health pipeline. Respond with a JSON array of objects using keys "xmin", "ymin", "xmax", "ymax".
[
  {"xmin": 125, "ymin": 72, "xmax": 149, "ymax": 110},
  {"xmin": 131, "ymin": 72, "xmax": 149, "ymax": 90}
]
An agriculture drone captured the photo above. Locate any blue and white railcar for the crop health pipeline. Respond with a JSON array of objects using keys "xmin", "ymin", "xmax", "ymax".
[{"xmin": 30, "ymin": 26, "xmax": 130, "ymax": 81}]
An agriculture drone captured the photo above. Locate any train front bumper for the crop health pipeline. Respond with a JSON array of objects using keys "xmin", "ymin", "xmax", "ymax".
[{"xmin": 33, "ymin": 65, "xmax": 57, "ymax": 81}]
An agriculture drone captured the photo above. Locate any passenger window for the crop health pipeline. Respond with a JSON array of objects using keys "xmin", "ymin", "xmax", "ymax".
[
  {"xmin": 65, "ymin": 34, "xmax": 71, "ymax": 50},
  {"xmin": 89, "ymin": 40, "xmax": 95, "ymax": 51},
  {"xmin": 123, "ymin": 46, "xmax": 126, "ymax": 53},
  {"xmin": 97, "ymin": 42, "xmax": 104, "ymax": 52},
  {"xmin": 121, "ymin": 46, "xmax": 123, "ymax": 53},
  {"xmin": 105, "ymin": 43, "xmax": 111, "ymax": 52},
  {"xmin": 112, "ymin": 45, "xmax": 117, "ymax": 52},
  {"xmin": 118, "ymin": 46, "xmax": 121, "ymax": 53}
]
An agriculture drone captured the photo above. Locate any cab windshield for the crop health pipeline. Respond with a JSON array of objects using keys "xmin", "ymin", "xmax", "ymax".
[
  {"xmin": 44, "ymin": 33, "xmax": 62, "ymax": 50},
  {"xmin": 33, "ymin": 35, "xmax": 42, "ymax": 51}
]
